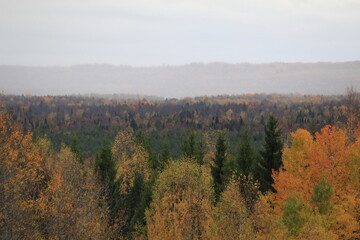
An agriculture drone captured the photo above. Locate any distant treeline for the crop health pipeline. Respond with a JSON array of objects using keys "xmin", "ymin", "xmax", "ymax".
[{"xmin": 4, "ymin": 93, "xmax": 356, "ymax": 156}]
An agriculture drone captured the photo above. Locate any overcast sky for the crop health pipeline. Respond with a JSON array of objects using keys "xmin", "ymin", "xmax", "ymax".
[{"xmin": 1, "ymin": 0, "xmax": 360, "ymax": 66}]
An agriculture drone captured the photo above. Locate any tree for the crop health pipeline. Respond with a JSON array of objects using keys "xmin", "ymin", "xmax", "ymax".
[
  {"xmin": 311, "ymin": 177, "xmax": 333, "ymax": 215},
  {"xmin": 39, "ymin": 147, "xmax": 109, "ymax": 239},
  {"xmin": 194, "ymin": 135, "xmax": 206, "ymax": 165},
  {"xmin": 182, "ymin": 132, "xmax": 196, "ymax": 158},
  {"xmin": 96, "ymin": 144, "xmax": 122, "ymax": 219},
  {"xmin": 236, "ymin": 127, "xmax": 255, "ymax": 177},
  {"xmin": 345, "ymin": 86, "xmax": 360, "ymax": 141},
  {"xmin": 112, "ymin": 130, "xmax": 152, "ymax": 236},
  {"xmin": 0, "ymin": 110, "xmax": 46, "ymax": 239},
  {"xmin": 135, "ymin": 130, "xmax": 157, "ymax": 170},
  {"xmin": 112, "ymin": 131, "xmax": 151, "ymax": 194},
  {"xmin": 70, "ymin": 134, "xmax": 82, "ymax": 162},
  {"xmin": 211, "ymin": 178, "xmax": 255, "ymax": 240},
  {"xmin": 146, "ymin": 159, "xmax": 213, "ymax": 240},
  {"xmin": 281, "ymin": 195, "xmax": 306, "ymax": 236},
  {"xmin": 211, "ymin": 133, "xmax": 228, "ymax": 202},
  {"xmin": 159, "ymin": 139, "xmax": 170, "ymax": 170},
  {"xmin": 272, "ymin": 126, "xmax": 359, "ymax": 239},
  {"xmin": 260, "ymin": 115, "xmax": 283, "ymax": 192}
]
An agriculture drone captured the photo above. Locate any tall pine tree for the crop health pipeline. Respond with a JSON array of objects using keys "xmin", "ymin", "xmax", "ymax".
[
  {"xmin": 159, "ymin": 138, "xmax": 170, "ymax": 170},
  {"xmin": 194, "ymin": 135, "xmax": 205, "ymax": 165},
  {"xmin": 236, "ymin": 127, "xmax": 255, "ymax": 177},
  {"xmin": 211, "ymin": 133, "xmax": 228, "ymax": 202},
  {"xmin": 96, "ymin": 144, "xmax": 122, "ymax": 219},
  {"xmin": 259, "ymin": 115, "xmax": 283, "ymax": 192},
  {"xmin": 182, "ymin": 132, "xmax": 196, "ymax": 158}
]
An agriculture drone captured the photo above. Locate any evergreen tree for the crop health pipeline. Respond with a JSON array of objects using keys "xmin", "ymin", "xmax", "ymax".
[
  {"xmin": 96, "ymin": 144, "xmax": 121, "ymax": 219},
  {"xmin": 160, "ymin": 139, "xmax": 170, "ymax": 170},
  {"xmin": 236, "ymin": 127, "xmax": 255, "ymax": 176},
  {"xmin": 70, "ymin": 135, "xmax": 82, "ymax": 163},
  {"xmin": 211, "ymin": 133, "xmax": 228, "ymax": 202},
  {"xmin": 259, "ymin": 115, "xmax": 283, "ymax": 192},
  {"xmin": 182, "ymin": 132, "xmax": 196, "ymax": 158},
  {"xmin": 135, "ymin": 130, "xmax": 157, "ymax": 170},
  {"xmin": 194, "ymin": 136, "xmax": 205, "ymax": 165},
  {"xmin": 126, "ymin": 173, "xmax": 144, "ymax": 232},
  {"xmin": 130, "ymin": 118, "xmax": 138, "ymax": 131}
]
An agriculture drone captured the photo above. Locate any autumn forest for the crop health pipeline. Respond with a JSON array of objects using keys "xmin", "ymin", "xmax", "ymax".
[{"xmin": 1, "ymin": 91, "xmax": 359, "ymax": 240}]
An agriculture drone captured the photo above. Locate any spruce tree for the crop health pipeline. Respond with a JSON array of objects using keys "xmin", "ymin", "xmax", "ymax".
[
  {"xmin": 126, "ymin": 173, "xmax": 144, "ymax": 231},
  {"xmin": 182, "ymin": 132, "xmax": 196, "ymax": 158},
  {"xmin": 135, "ymin": 130, "xmax": 157, "ymax": 170},
  {"xmin": 194, "ymin": 136, "xmax": 205, "ymax": 165},
  {"xmin": 96, "ymin": 144, "xmax": 121, "ymax": 218},
  {"xmin": 159, "ymin": 139, "xmax": 170, "ymax": 170},
  {"xmin": 70, "ymin": 135, "xmax": 82, "ymax": 163},
  {"xmin": 259, "ymin": 115, "xmax": 283, "ymax": 192},
  {"xmin": 211, "ymin": 133, "xmax": 227, "ymax": 202},
  {"xmin": 236, "ymin": 127, "xmax": 255, "ymax": 177}
]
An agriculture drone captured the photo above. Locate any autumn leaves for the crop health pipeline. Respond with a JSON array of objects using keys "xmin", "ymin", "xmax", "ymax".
[
  {"xmin": 269, "ymin": 126, "xmax": 360, "ymax": 239},
  {"xmin": 1, "ymin": 103, "xmax": 359, "ymax": 240}
]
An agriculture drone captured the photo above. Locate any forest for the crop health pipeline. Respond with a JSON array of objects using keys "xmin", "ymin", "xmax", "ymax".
[{"xmin": 1, "ymin": 92, "xmax": 359, "ymax": 240}]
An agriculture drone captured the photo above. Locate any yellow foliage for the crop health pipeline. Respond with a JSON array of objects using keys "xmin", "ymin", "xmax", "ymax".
[
  {"xmin": 146, "ymin": 159, "xmax": 213, "ymax": 240},
  {"xmin": 211, "ymin": 179, "xmax": 255, "ymax": 240},
  {"xmin": 112, "ymin": 130, "xmax": 151, "ymax": 193},
  {"xmin": 39, "ymin": 147, "xmax": 109, "ymax": 239},
  {"xmin": 0, "ymin": 110, "xmax": 46, "ymax": 239}
]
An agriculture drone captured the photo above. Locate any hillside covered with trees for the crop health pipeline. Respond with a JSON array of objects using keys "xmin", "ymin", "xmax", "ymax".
[{"xmin": 1, "ymin": 92, "xmax": 359, "ymax": 239}]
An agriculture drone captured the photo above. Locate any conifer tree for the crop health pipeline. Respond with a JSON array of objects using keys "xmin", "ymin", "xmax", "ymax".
[
  {"xmin": 135, "ymin": 130, "xmax": 157, "ymax": 170},
  {"xmin": 70, "ymin": 135, "xmax": 82, "ymax": 163},
  {"xmin": 236, "ymin": 127, "xmax": 255, "ymax": 176},
  {"xmin": 259, "ymin": 115, "xmax": 283, "ymax": 192},
  {"xmin": 96, "ymin": 144, "xmax": 121, "ymax": 218},
  {"xmin": 160, "ymin": 139, "xmax": 170, "ymax": 170},
  {"xmin": 195, "ymin": 135, "xmax": 206, "ymax": 165},
  {"xmin": 211, "ymin": 133, "xmax": 228, "ymax": 202},
  {"xmin": 182, "ymin": 132, "xmax": 196, "ymax": 158}
]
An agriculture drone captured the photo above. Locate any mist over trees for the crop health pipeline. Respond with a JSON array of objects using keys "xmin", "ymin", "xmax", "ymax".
[{"xmin": 1, "ymin": 61, "xmax": 360, "ymax": 98}]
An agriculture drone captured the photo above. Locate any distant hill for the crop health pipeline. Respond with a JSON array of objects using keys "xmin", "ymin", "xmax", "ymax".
[{"xmin": 1, "ymin": 62, "xmax": 359, "ymax": 98}]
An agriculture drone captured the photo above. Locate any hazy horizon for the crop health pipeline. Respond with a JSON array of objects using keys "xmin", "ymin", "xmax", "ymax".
[
  {"xmin": 1, "ymin": 62, "xmax": 359, "ymax": 98},
  {"xmin": 1, "ymin": 60, "xmax": 360, "ymax": 68},
  {"xmin": 1, "ymin": 1, "xmax": 359, "ymax": 98}
]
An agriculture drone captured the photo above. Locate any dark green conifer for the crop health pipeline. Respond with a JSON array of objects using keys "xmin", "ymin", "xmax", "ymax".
[
  {"xmin": 211, "ymin": 133, "xmax": 227, "ymax": 202},
  {"xmin": 236, "ymin": 127, "xmax": 255, "ymax": 176},
  {"xmin": 96, "ymin": 144, "xmax": 121, "ymax": 218},
  {"xmin": 259, "ymin": 115, "xmax": 283, "ymax": 192}
]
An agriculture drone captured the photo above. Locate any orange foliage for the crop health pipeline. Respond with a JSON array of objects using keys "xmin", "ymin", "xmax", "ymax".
[{"xmin": 272, "ymin": 125, "xmax": 359, "ymax": 239}]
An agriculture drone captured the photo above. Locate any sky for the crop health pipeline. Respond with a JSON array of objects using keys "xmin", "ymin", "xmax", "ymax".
[{"xmin": 0, "ymin": 0, "xmax": 360, "ymax": 66}]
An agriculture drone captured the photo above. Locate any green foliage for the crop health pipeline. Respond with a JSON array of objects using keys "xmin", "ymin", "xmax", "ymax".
[
  {"xmin": 236, "ymin": 127, "xmax": 255, "ymax": 176},
  {"xmin": 282, "ymin": 196, "xmax": 306, "ymax": 236},
  {"xmin": 312, "ymin": 177, "xmax": 333, "ymax": 215},
  {"xmin": 259, "ymin": 115, "xmax": 283, "ymax": 192},
  {"xmin": 182, "ymin": 132, "xmax": 206, "ymax": 165},
  {"xmin": 211, "ymin": 133, "xmax": 228, "ymax": 202},
  {"xmin": 126, "ymin": 173, "xmax": 145, "ymax": 233},
  {"xmin": 159, "ymin": 139, "xmax": 170, "ymax": 170},
  {"xmin": 194, "ymin": 135, "xmax": 206, "ymax": 165},
  {"xmin": 70, "ymin": 134, "xmax": 83, "ymax": 163},
  {"xmin": 135, "ymin": 130, "xmax": 157, "ymax": 170},
  {"xmin": 182, "ymin": 132, "xmax": 196, "ymax": 158},
  {"xmin": 96, "ymin": 144, "xmax": 122, "ymax": 218}
]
